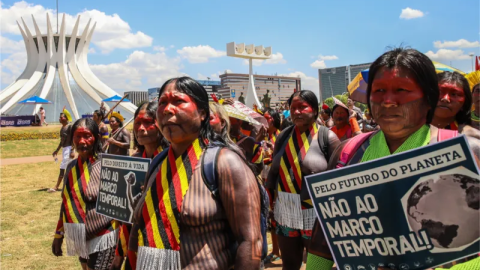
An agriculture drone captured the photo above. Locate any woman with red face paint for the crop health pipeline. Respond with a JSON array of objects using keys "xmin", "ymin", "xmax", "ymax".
[
  {"xmin": 261, "ymin": 108, "xmax": 282, "ymax": 264},
  {"xmin": 52, "ymin": 118, "xmax": 119, "ymax": 270},
  {"xmin": 209, "ymin": 102, "xmax": 234, "ymax": 144},
  {"xmin": 129, "ymin": 77, "xmax": 262, "ymax": 269},
  {"xmin": 229, "ymin": 116, "xmax": 265, "ymax": 176},
  {"xmin": 472, "ymin": 84, "xmax": 480, "ymax": 130},
  {"xmin": 111, "ymin": 101, "xmax": 168, "ymax": 270},
  {"xmin": 432, "ymin": 71, "xmax": 477, "ymax": 133},
  {"xmin": 266, "ymin": 90, "xmax": 340, "ymax": 270},
  {"xmin": 331, "ymin": 98, "xmax": 362, "ymax": 141},
  {"xmin": 305, "ymin": 48, "xmax": 480, "ymax": 270},
  {"xmin": 107, "ymin": 113, "xmax": 131, "ymax": 156}
]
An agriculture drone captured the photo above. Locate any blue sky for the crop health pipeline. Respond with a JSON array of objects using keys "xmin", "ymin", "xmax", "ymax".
[{"xmin": 1, "ymin": 0, "xmax": 479, "ymax": 97}]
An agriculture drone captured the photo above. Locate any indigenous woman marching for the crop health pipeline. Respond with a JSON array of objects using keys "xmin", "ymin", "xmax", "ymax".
[
  {"xmin": 261, "ymin": 108, "xmax": 282, "ymax": 264},
  {"xmin": 471, "ymin": 83, "xmax": 480, "ymax": 130},
  {"xmin": 130, "ymin": 77, "xmax": 262, "ymax": 269},
  {"xmin": 92, "ymin": 110, "xmax": 109, "ymax": 147},
  {"xmin": 112, "ymin": 101, "xmax": 168, "ymax": 270},
  {"xmin": 107, "ymin": 112, "xmax": 131, "ymax": 156},
  {"xmin": 431, "ymin": 71, "xmax": 480, "ymax": 139},
  {"xmin": 306, "ymin": 48, "xmax": 480, "ymax": 269},
  {"xmin": 266, "ymin": 90, "xmax": 340, "ymax": 270},
  {"xmin": 209, "ymin": 102, "xmax": 234, "ymax": 144},
  {"xmin": 52, "ymin": 118, "xmax": 118, "ymax": 270},
  {"xmin": 318, "ymin": 104, "xmax": 333, "ymax": 128},
  {"xmin": 229, "ymin": 115, "xmax": 264, "ymax": 176},
  {"xmin": 330, "ymin": 98, "xmax": 362, "ymax": 141}
]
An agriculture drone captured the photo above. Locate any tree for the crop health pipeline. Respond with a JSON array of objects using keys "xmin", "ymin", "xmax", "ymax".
[
  {"xmin": 323, "ymin": 93, "xmax": 367, "ymax": 112},
  {"xmin": 136, "ymin": 100, "xmax": 149, "ymax": 107}
]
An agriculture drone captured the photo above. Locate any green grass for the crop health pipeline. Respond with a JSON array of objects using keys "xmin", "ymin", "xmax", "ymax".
[
  {"xmin": 1, "ymin": 140, "xmax": 60, "ymax": 159},
  {"xmin": 0, "ymin": 162, "xmax": 80, "ymax": 269},
  {"xmin": 0, "ymin": 123, "xmax": 133, "ymax": 135}
]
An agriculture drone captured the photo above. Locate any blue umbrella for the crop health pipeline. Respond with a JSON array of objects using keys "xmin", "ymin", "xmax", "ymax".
[
  {"xmin": 18, "ymin": 95, "xmax": 52, "ymax": 104},
  {"xmin": 102, "ymin": 95, "xmax": 131, "ymax": 103}
]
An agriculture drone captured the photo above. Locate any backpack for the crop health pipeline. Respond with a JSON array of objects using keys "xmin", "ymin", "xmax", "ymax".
[
  {"xmin": 146, "ymin": 144, "xmax": 270, "ymax": 260},
  {"xmin": 336, "ymin": 129, "xmax": 459, "ymax": 168}
]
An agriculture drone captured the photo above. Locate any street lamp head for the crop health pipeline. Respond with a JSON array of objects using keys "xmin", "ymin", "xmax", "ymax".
[
  {"xmin": 226, "ymin": 42, "xmax": 272, "ymax": 59},
  {"xmin": 469, "ymin": 52, "xmax": 475, "ymax": 57}
]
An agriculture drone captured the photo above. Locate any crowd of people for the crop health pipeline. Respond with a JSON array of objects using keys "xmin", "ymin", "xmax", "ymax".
[{"xmin": 48, "ymin": 47, "xmax": 480, "ymax": 270}]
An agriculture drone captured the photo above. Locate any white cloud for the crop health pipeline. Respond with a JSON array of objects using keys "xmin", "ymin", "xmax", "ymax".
[
  {"xmin": 88, "ymin": 50, "xmax": 185, "ymax": 92},
  {"xmin": 0, "ymin": 35, "xmax": 25, "ymax": 53},
  {"xmin": 1, "ymin": 51, "xmax": 27, "ymax": 85},
  {"xmin": 0, "ymin": 1, "xmax": 153, "ymax": 54},
  {"xmin": 318, "ymin": 55, "xmax": 338, "ymax": 61},
  {"xmin": 433, "ymin": 39, "xmax": 480, "ymax": 49},
  {"xmin": 88, "ymin": 47, "xmax": 96, "ymax": 54},
  {"xmin": 400, "ymin": 7, "xmax": 424, "ymax": 20},
  {"xmin": 310, "ymin": 60, "xmax": 327, "ymax": 69},
  {"xmin": 197, "ymin": 70, "xmax": 228, "ymax": 81},
  {"xmin": 425, "ymin": 49, "xmax": 471, "ymax": 61},
  {"xmin": 197, "ymin": 73, "xmax": 208, "ymax": 80},
  {"xmin": 280, "ymin": 71, "xmax": 319, "ymax": 98},
  {"xmin": 310, "ymin": 54, "xmax": 338, "ymax": 69},
  {"xmin": 177, "ymin": 45, "xmax": 226, "ymax": 63},
  {"xmin": 153, "ymin": 46, "xmax": 166, "ymax": 52},
  {"xmin": 242, "ymin": 52, "xmax": 286, "ymax": 66}
]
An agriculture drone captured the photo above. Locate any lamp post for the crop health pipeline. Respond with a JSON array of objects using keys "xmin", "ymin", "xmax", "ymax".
[
  {"xmin": 226, "ymin": 42, "xmax": 272, "ymax": 110},
  {"xmin": 469, "ymin": 53, "xmax": 475, "ymax": 72}
]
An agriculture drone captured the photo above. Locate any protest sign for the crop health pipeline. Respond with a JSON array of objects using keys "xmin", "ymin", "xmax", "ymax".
[
  {"xmin": 306, "ymin": 136, "xmax": 479, "ymax": 270},
  {"xmin": 96, "ymin": 154, "xmax": 150, "ymax": 223}
]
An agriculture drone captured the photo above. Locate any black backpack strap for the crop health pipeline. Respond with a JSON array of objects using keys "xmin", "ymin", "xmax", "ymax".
[
  {"xmin": 317, "ymin": 125, "xmax": 330, "ymax": 161},
  {"xmin": 201, "ymin": 145, "xmax": 222, "ymax": 198}
]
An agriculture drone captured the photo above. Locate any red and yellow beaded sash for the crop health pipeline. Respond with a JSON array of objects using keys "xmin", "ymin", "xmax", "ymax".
[
  {"xmin": 269, "ymin": 129, "xmax": 280, "ymax": 145},
  {"xmin": 62, "ymin": 156, "xmax": 95, "ymax": 224},
  {"xmin": 252, "ymin": 144, "xmax": 264, "ymax": 164},
  {"xmin": 278, "ymin": 123, "xmax": 318, "ymax": 195},
  {"xmin": 142, "ymin": 146, "xmax": 163, "ymax": 159},
  {"xmin": 138, "ymin": 139, "xmax": 202, "ymax": 250}
]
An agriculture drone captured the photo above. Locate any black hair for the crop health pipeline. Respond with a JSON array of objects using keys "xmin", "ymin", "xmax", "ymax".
[
  {"xmin": 280, "ymin": 117, "xmax": 293, "ymax": 131},
  {"xmin": 264, "ymin": 108, "xmax": 281, "ymax": 130},
  {"xmin": 287, "ymin": 90, "xmax": 319, "ymax": 119},
  {"xmin": 473, "ymin": 84, "xmax": 480, "ymax": 93},
  {"xmin": 59, "ymin": 113, "xmax": 65, "ymax": 118},
  {"xmin": 93, "ymin": 109, "xmax": 104, "ymax": 120},
  {"xmin": 332, "ymin": 104, "xmax": 349, "ymax": 116},
  {"xmin": 367, "ymin": 47, "xmax": 439, "ymax": 124},
  {"xmin": 158, "ymin": 77, "xmax": 249, "ymax": 167},
  {"xmin": 70, "ymin": 118, "xmax": 103, "ymax": 159},
  {"xmin": 322, "ymin": 107, "xmax": 332, "ymax": 116},
  {"xmin": 438, "ymin": 71, "xmax": 472, "ymax": 125},
  {"xmin": 133, "ymin": 101, "xmax": 168, "ymax": 152},
  {"xmin": 110, "ymin": 116, "xmax": 123, "ymax": 128},
  {"xmin": 158, "ymin": 77, "xmax": 214, "ymax": 147}
]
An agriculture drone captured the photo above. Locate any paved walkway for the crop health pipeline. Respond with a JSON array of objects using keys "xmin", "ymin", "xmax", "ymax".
[
  {"xmin": 0, "ymin": 150, "xmax": 138, "ymax": 166},
  {"xmin": 0, "ymin": 155, "xmax": 58, "ymax": 166}
]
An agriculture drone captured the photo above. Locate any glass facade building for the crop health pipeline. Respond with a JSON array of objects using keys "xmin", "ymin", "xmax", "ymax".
[{"xmin": 317, "ymin": 63, "xmax": 371, "ymax": 102}]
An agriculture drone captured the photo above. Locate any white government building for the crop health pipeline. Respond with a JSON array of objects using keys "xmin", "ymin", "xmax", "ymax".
[{"xmin": 0, "ymin": 14, "xmax": 137, "ymax": 121}]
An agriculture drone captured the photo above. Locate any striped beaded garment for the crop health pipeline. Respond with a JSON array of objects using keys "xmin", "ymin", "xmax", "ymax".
[
  {"xmin": 136, "ymin": 139, "xmax": 202, "ymax": 270},
  {"xmin": 274, "ymin": 123, "xmax": 318, "ymax": 231},
  {"xmin": 56, "ymin": 157, "xmax": 118, "ymax": 258},
  {"xmin": 115, "ymin": 147, "xmax": 164, "ymax": 270}
]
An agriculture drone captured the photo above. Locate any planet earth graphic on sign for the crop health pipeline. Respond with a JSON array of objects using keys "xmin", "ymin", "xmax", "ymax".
[{"xmin": 406, "ymin": 173, "xmax": 479, "ymax": 249}]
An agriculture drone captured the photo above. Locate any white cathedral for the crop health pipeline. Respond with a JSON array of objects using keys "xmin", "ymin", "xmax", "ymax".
[{"xmin": 0, "ymin": 14, "xmax": 137, "ymax": 121}]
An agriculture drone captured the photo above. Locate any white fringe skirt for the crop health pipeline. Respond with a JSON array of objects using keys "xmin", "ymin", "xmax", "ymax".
[
  {"xmin": 274, "ymin": 191, "xmax": 316, "ymax": 230},
  {"xmin": 136, "ymin": 246, "xmax": 181, "ymax": 270},
  {"xmin": 64, "ymin": 223, "xmax": 118, "ymax": 258}
]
